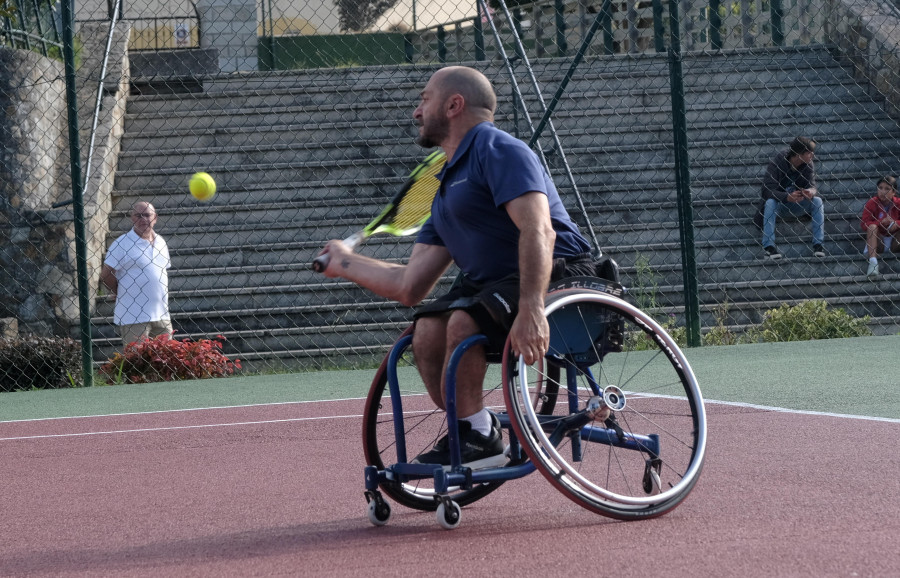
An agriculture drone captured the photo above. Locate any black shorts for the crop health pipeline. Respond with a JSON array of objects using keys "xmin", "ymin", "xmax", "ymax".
[{"xmin": 413, "ymin": 253, "xmax": 597, "ymax": 352}]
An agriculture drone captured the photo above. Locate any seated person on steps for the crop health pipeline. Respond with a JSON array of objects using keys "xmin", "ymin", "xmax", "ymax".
[
  {"xmin": 860, "ymin": 175, "xmax": 900, "ymax": 279},
  {"xmin": 756, "ymin": 136, "xmax": 826, "ymax": 260},
  {"xmin": 315, "ymin": 66, "xmax": 595, "ymax": 468}
]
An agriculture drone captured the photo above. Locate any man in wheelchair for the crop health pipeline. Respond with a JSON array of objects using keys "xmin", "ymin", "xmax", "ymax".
[{"xmin": 317, "ymin": 66, "xmax": 598, "ymax": 467}]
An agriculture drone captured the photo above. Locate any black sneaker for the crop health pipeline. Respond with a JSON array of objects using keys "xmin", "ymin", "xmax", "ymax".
[
  {"xmin": 412, "ymin": 413, "xmax": 506, "ymax": 469},
  {"xmin": 813, "ymin": 244, "xmax": 826, "ymax": 258},
  {"xmin": 764, "ymin": 245, "xmax": 782, "ymax": 260}
]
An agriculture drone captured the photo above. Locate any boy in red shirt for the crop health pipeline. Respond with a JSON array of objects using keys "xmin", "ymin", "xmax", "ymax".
[{"xmin": 861, "ymin": 175, "xmax": 900, "ymax": 278}]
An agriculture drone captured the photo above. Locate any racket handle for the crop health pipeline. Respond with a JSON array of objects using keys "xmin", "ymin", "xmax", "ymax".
[
  {"xmin": 311, "ymin": 254, "xmax": 329, "ymax": 272},
  {"xmin": 311, "ymin": 233, "xmax": 365, "ymax": 273}
]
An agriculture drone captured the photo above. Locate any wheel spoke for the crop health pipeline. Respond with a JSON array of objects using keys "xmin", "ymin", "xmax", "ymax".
[{"xmin": 504, "ymin": 289, "xmax": 707, "ymax": 520}]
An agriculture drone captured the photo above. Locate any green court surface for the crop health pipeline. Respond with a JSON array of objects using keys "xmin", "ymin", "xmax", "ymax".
[{"xmin": 2, "ymin": 335, "xmax": 898, "ymax": 422}]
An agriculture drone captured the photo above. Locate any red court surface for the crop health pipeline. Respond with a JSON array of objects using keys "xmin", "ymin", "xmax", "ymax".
[{"xmin": 2, "ymin": 396, "xmax": 898, "ymax": 577}]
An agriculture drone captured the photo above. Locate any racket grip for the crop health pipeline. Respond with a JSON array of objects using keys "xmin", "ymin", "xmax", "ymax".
[
  {"xmin": 311, "ymin": 254, "xmax": 330, "ymax": 272},
  {"xmin": 311, "ymin": 233, "xmax": 364, "ymax": 273}
]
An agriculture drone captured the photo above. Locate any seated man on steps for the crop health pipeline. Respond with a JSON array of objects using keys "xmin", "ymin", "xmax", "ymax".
[
  {"xmin": 315, "ymin": 66, "xmax": 595, "ymax": 468},
  {"xmin": 755, "ymin": 136, "xmax": 826, "ymax": 260},
  {"xmin": 860, "ymin": 175, "xmax": 900, "ymax": 279}
]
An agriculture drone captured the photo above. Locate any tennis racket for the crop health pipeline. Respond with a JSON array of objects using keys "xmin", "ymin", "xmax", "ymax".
[{"xmin": 311, "ymin": 150, "xmax": 446, "ymax": 272}]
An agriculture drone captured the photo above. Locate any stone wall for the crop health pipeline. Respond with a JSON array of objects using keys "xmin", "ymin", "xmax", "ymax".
[
  {"xmin": 0, "ymin": 23, "xmax": 131, "ymax": 337},
  {"xmin": 825, "ymin": 0, "xmax": 900, "ymax": 123},
  {"xmin": 196, "ymin": 0, "xmax": 258, "ymax": 72},
  {"xmin": 0, "ymin": 48, "xmax": 70, "ymax": 335},
  {"xmin": 0, "ymin": 49, "xmax": 68, "ymax": 213}
]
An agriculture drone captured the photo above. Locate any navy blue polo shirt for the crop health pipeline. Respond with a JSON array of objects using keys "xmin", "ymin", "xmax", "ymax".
[{"xmin": 416, "ymin": 122, "xmax": 591, "ymax": 283}]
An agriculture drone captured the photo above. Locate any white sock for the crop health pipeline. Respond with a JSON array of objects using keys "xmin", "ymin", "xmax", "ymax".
[
  {"xmin": 870, "ymin": 257, "xmax": 878, "ymax": 264},
  {"xmin": 461, "ymin": 408, "xmax": 492, "ymax": 436}
]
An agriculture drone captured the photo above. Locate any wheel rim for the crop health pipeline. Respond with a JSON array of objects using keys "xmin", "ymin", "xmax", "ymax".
[{"xmin": 505, "ymin": 291, "xmax": 707, "ymax": 516}]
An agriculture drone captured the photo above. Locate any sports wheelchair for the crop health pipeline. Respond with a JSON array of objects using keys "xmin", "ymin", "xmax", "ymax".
[{"xmin": 361, "ymin": 273, "xmax": 707, "ymax": 529}]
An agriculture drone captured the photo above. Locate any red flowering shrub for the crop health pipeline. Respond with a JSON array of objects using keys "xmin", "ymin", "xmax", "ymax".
[{"xmin": 100, "ymin": 334, "xmax": 241, "ymax": 385}]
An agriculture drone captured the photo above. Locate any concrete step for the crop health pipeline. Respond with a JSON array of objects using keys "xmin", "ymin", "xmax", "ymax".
[
  {"xmin": 114, "ymin": 120, "xmax": 895, "ymax": 177},
  {"xmin": 147, "ymin": 46, "xmax": 839, "ymax": 98},
  {"xmin": 90, "ymin": 242, "xmax": 891, "ymax": 308},
  {"xmin": 123, "ymin": 64, "xmax": 862, "ymax": 120},
  {"xmin": 119, "ymin": 121, "xmax": 419, "ymax": 154},
  {"xmin": 102, "ymin": 192, "xmax": 867, "ymax": 237},
  {"xmin": 107, "ymin": 163, "xmax": 888, "ymax": 225},
  {"xmin": 98, "ymin": 208, "xmax": 868, "ymax": 275},
  {"xmin": 121, "ymin": 84, "xmax": 887, "ymax": 137},
  {"xmin": 110, "ymin": 145, "xmax": 898, "ymax": 201},
  {"xmin": 118, "ymin": 112, "xmax": 893, "ymax": 165}
]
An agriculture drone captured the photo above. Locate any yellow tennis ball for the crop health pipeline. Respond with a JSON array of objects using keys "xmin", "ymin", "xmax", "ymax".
[{"xmin": 189, "ymin": 172, "xmax": 216, "ymax": 201}]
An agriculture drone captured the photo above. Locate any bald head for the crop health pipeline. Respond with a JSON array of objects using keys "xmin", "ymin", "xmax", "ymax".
[
  {"xmin": 131, "ymin": 201, "xmax": 155, "ymax": 216},
  {"xmin": 430, "ymin": 66, "xmax": 497, "ymax": 117},
  {"xmin": 130, "ymin": 201, "xmax": 158, "ymax": 239}
]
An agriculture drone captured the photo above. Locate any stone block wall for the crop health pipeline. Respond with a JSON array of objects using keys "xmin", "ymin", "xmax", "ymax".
[
  {"xmin": 196, "ymin": 0, "xmax": 258, "ymax": 72},
  {"xmin": 0, "ymin": 49, "xmax": 68, "ymax": 213},
  {"xmin": 0, "ymin": 48, "xmax": 72, "ymax": 335},
  {"xmin": 0, "ymin": 22, "xmax": 131, "ymax": 337}
]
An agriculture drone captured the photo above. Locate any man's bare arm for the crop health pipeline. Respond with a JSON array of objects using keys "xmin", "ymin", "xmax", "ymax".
[
  {"xmin": 318, "ymin": 241, "xmax": 452, "ymax": 307},
  {"xmin": 100, "ymin": 264, "xmax": 117, "ymax": 296},
  {"xmin": 504, "ymin": 191, "xmax": 556, "ymax": 364}
]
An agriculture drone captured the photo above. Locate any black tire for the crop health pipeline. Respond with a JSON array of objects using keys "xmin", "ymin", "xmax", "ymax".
[
  {"xmin": 362, "ymin": 327, "xmax": 506, "ymax": 511},
  {"xmin": 503, "ymin": 288, "xmax": 707, "ymax": 520}
]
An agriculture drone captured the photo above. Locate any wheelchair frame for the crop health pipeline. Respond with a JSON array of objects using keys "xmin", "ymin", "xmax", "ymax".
[{"xmin": 362, "ymin": 280, "xmax": 707, "ymax": 529}]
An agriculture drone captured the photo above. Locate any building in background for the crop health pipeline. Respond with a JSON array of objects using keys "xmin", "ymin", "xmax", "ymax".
[{"xmin": 74, "ymin": 0, "xmax": 476, "ymax": 51}]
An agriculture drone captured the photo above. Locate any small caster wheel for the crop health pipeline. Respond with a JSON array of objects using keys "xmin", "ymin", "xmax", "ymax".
[
  {"xmin": 367, "ymin": 497, "xmax": 391, "ymax": 526},
  {"xmin": 436, "ymin": 500, "xmax": 461, "ymax": 530},
  {"xmin": 647, "ymin": 469, "xmax": 662, "ymax": 494},
  {"xmin": 642, "ymin": 459, "xmax": 662, "ymax": 495}
]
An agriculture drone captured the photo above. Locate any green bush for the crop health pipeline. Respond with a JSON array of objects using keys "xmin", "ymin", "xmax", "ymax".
[
  {"xmin": 747, "ymin": 300, "xmax": 872, "ymax": 342},
  {"xmin": 0, "ymin": 335, "xmax": 81, "ymax": 392},
  {"xmin": 702, "ymin": 299, "xmax": 741, "ymax": 346}
]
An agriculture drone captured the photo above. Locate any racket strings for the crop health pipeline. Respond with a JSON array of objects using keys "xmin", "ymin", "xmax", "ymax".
[{"xmin": 388, "ymin": 160, "xmax": 444, "ymax": 233}]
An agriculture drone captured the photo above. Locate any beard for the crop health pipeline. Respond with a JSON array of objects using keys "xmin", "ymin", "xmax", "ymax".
[{"xmin": 415, "ymin": 115, "xmax": 449, "ymax": 149}]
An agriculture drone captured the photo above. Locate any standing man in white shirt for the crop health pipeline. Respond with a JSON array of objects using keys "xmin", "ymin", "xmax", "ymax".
[{"xmin": 100, "ymin": 201, "xmax": 172, "ymax": 345}]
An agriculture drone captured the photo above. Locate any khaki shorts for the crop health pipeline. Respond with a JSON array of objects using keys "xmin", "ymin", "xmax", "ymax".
[{"xmin": 118, "ymin": 319, "xmax": 174, "ymax": 346}]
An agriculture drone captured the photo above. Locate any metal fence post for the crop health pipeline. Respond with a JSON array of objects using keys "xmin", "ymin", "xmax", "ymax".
[
  {"xmin": 709, "ymin": 0, "xmax": 722, "ymax": 50},
  {"xmin": 770, "ymin": 0, "xmax": 785, "ymax": 46},
  {"xmin": 60, "ymin": 0, "xmax": 94, "ymax": 386},
  {"xmin": 667, "ymin": 0, "xmax": 701, "ymax": 347},
  {"xmin": 601, "ymin": 0, "xmax": 613, "ymax": 55},
  {"xmin": 652, "ymin": 0, "xmax": 665, "ymax": 53},
  {"xmin": 554, "ymin": 0, "xmax": 566, "ymax": 56}
]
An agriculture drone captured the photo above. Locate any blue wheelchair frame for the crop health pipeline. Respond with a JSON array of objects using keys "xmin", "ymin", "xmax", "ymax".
[{"xmin": 364, "ymin": 330, "xmax": 661, "ymax": 498}]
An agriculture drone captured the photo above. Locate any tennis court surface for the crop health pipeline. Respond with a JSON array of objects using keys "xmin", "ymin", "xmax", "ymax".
[{"xmin": 2, "ymin": 335, "xmax": 898, "ymax": 576}]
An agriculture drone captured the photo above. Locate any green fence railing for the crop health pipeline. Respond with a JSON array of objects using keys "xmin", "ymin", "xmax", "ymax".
[{"xmin": 1, "ymin": 0, "xmax": 63, "ymax": 56}]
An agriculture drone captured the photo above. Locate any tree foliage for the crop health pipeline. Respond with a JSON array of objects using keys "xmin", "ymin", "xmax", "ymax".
[
  {"xmin": 336, "ymin": 0, "xmax": 401, "ymax": 33},
  {"xmin": 1, "ymin": 1, "xmax": 17, "ymax": 19}
]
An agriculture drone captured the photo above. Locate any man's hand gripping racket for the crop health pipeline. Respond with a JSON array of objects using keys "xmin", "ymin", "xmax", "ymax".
[{"xmin": 311, "ymin": 150, "xmax": 446, "ymax": 273}]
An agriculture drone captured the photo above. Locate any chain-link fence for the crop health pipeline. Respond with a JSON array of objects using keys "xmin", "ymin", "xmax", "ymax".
[{"xmin": 2, "ymin": 0, "xmax": 899, "ymax": 386}]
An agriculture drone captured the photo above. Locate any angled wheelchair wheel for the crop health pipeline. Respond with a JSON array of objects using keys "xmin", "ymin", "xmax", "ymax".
[
  {"xmin": 503, "ymin": 288, "xmax": 707, "ymax": 520},
  {"xmin": 362, "ymin": 327, "xmax": 508, "ymax": 511}
]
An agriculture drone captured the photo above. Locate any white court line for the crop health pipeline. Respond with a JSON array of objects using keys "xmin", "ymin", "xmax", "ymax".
[
  {"xmin": 0, "ymin": 413, "xmax": 365, "ymax": 442},
  {"xmin": 0, "ymin": 396, "xmax": 370, "ymax": 425},
  {"xmin": 704, "ymin": 397, "xmax": 900, "ymax": 424},
  {"xmin": 0, "ymin": 396, "xmax": 896, "ymax": 443}
]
